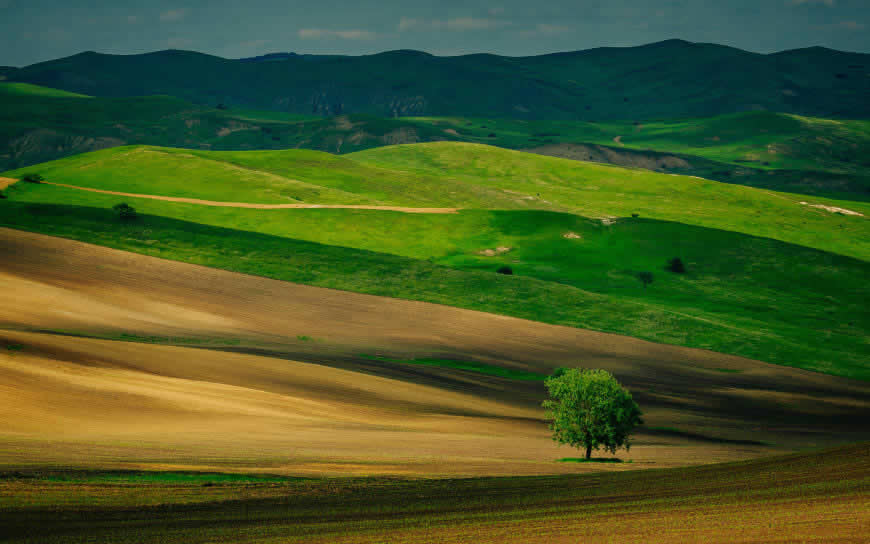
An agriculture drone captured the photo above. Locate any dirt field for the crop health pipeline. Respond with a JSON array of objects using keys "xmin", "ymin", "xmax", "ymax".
[
  {"xmin": 41, "ymin": 181, "xmax": 459, "ymax": 213},
  {"xmin": 2, "ymin": 444, "xmax": 867, "ymax": 543},
  {"xmin": 1, "ymin": 228, "xmax": 868, "ymax": 476},
  {"xmin": 0, "ymin": 177, "xmax": 17, "ymax": 190}
]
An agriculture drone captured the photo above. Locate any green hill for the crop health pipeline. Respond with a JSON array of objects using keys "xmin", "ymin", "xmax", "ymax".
[
  {"xmin": 2, "ymin": 144, "xmax": 867, "ymax": 378},
  {"xmin": 0, "ymin": 82, "xmax": 90, "ymax": 98},
  {"xmin": 2, "ymin": 83, "xmax": 867, "ymax": 199},
  {"xmin": 4, "ymin": 143, "xmax": 868, "ymax": 259},
  {"xmin": 8, "ymin": 41, "xmax": 869, "ymax": 120}
]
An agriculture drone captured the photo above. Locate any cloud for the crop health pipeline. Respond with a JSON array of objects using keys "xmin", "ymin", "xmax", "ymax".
[
  {"xmin": 838, "ymin": 20, "xmax": 865, "ymax": 30},
  {"xmin": 447, "ymin": 17, "xmax": 510, "ymax": 30},
  {"xmin": 398, "ymin": 17, "xmax": 420, "ymax": 32},
  {"xmin": 787, "ymin": 0, "xmax": 835, "ymax": 6},
  {"xmin": 398, "ymin": 17, "xmax": 511, "ymax": 32},
  {"xmin": 515, "ymin": 23, "xmax": 573, "ymax": 38},
  {"xmin": 126, "ymin": 15, "xmax": 139, "ymax": 24},
  {"xmin": 160, "ymin": 9, "xmax": 188, "ymax": 22},
  {"xmin": 298, "ymin": 28, "xmax": 377, "ymax": 40},
  {"xmin": 489, "ymin": 7, "xmax": 505, "ymax": 16}
]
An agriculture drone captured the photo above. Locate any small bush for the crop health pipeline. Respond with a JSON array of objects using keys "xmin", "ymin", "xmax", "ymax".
[
  {"xmin": 631, "ymin": 213, "xmax": 639, "ymax": 218},
  {"xmin": 488, "ymin": 133, "xmax": 497, "ymax": 138},
  {"xmin": 497, "ymin": 265, "xmax": 513, "ymax": 275},
  {"xmin": 637, "ymin": 271, "xmax": 654, "ymax": 288},
  {"xmin": 112, "ymin": 202, "xmax": 138, "ymax": 221},
  {"xmin": 22, "ymin": 173, "xmax": 44, "ymax": 183},
  {"xmin": 667, "ymin": 257, "xmax": 686, "ymax": 274}
]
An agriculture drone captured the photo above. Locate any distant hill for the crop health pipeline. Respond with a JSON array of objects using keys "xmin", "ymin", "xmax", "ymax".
[
  {"xmin": 2, "ymin": 83, "xmax": 868, "ymax": 199},
  {"xmin": 238, "ymin": 52, "xmax": 300, "ymax": 63},
  {"xmin": 7, "ymin": 40, "xmax": 869, "ymax": 120}
]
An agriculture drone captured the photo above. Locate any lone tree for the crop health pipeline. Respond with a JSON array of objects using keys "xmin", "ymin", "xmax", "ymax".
[
  {"xmin": 543, "ymin": 368, "xmax": 642, "ymax": 460},
  {"xmin": 22, "ymin": 173, "xmax": 43, "ymax": 183},
  {"xmin": 637, "ymin": 271, "xmax": 654, "ymax": 288},
  {"xmin": 112, "ymin": 202, "xmax": 137, "ymax": 221},
  {"xmin": 497, "ymin": 265, "xmax": 513, "ymax": 275},
  {"xmin": 667, "ymin": 257, "xmax": 686, "ymax": 274}
]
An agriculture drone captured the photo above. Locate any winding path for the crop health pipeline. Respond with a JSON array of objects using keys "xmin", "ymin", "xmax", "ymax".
[{"xmin": 41, "ymin": 181, "xmax": 460, "ymax": 214}]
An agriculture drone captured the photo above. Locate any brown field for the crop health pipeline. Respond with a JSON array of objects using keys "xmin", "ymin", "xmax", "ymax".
[
  {"xmin": 1, "ymin": 227, "xmax": 869, "ymax": 476},
  {"xmin": 0, "ymin": 177, "xmax": 17, "ymax": 190},
  {"xmin": 2, "ymin": 443, "xmax": 867, "ymax": 543}
]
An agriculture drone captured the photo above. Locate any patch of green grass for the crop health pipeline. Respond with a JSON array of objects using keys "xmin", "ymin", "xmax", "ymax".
[
  {"xmin": 361, "ymin": 354, "xmax": 547, "ymax": 381},
  {"xmin": 0, "ymin": 82, "xmax": 91, "ymax": 98}
]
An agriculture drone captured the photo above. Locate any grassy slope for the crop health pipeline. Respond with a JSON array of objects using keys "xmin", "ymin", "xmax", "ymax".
[
  {"xmin": 1, "ymin": 443, "xmax": 867, "ymax": 543},
  {"xmin": 3, "ymin": 83, "xmax": 867, "ymax": 200},
  {"xmin": 350, "ymin": 143, "xmax": 870, "ymax": 260},
  {"xmin": 5, "ymin": 144, "xmax": 869, "ymax": 260},
  {"xmin": 408, "ymin": 112, "xmax": 870, "ymax": 174},
  {"xmin": 2, "ymin": 191, "xmax": 867, "ymax": 379},
  {"xmin": 0, "ymin": 82, "xmax": 91, "ymax": 98}
]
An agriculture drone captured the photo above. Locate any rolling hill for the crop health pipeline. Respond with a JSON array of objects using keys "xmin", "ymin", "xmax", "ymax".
[
  {"xmin": 2, "ymin": 143, "xmax": 868, "ymax": 378},
  {"xmin": 7, "ymin": 40, "xmax": 869, "ymax": 121},
  {"xmin": 2, "ymin": 82, "xmax": 868, "ymax": 200},
  {"xmin": 5, "ymin": 143, "xmax": 868, "ymax": 258},
  {"xmin": 1, "ymin": 228, "xmax": 867, "ymax": 477}
]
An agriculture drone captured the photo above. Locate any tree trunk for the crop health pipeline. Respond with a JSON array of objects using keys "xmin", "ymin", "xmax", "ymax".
[{"xmin": 585, "ymin": 444, "xmax": 592, "ymax": 460}]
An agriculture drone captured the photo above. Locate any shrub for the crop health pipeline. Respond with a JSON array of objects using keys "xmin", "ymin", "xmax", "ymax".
[
  {"xmin": 637, "ymin": 271, "xmax": 654, "ymax": 288},
  {"xmin": 112, "ymin": 203, "xmax": 138, "ymax": 221},
  {"xmin": 22, "ymin": 173, "xmax": 43, "ymax": 183},
  {"xmin": 497, "ymin": 266, "xmax": 513, "ymax": 275},
  {"xmin": 667, "ymin": 257, "xmax": 686, "ymax": 274},
  {"xmin": 631, "ymin": 213, "xmax": 639, "ymax": 218}
]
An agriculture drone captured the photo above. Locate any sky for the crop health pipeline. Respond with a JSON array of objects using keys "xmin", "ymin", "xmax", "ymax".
[{"xmin": 1, "ymin": 0, "xmax": 868, "ymax": 67}]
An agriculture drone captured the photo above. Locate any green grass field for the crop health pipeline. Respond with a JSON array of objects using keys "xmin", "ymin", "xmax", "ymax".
[
  {"xmin": 0, "ymin": 82, "xmax": 91, "ymax": 98},
  {"xmin": 407, "ymin": 111, "xmax": 870, "ymax": 173},
  {"xmin": 5, "ymin": 144, "xmax": 868, "ymax": 259},
  {"xmin": 1, "ymin": 443, "xmax": 866, "ymax": 543}
]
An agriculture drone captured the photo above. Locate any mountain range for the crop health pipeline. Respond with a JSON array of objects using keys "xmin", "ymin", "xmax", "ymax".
[{"xmin": 4, "ymin": 39, "xmax": 868, "ymax": 120}]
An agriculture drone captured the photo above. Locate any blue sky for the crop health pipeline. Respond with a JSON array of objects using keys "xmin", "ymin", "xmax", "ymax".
[{"xmin": 1, "ymin": 0, "xmax": 868, "ymax": 66}]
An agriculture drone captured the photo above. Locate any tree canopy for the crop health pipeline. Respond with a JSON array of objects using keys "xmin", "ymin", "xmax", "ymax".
[{"xmin": 542, "ymin": 368, "xmax": 642, "ymax": 459}]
